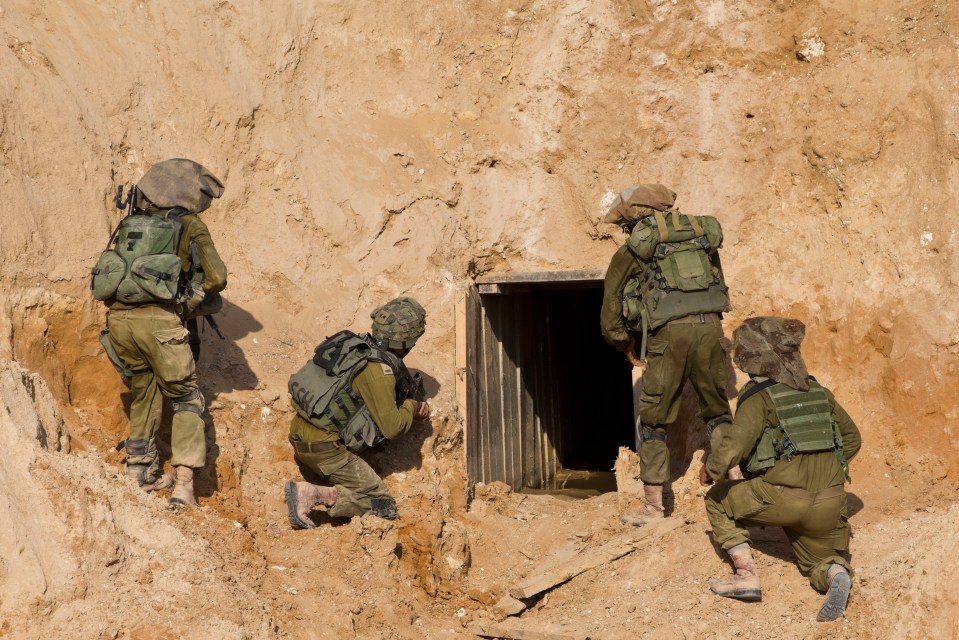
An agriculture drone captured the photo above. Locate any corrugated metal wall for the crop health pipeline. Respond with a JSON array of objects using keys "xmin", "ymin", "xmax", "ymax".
[{"xmin": 465, "ymin": 286, "xmax": 562, "ymax": 490}]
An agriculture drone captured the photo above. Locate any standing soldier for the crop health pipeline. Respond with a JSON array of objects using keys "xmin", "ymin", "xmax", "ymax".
[
  {"xmin": 600, "ymin": 184, "xmax": 733, "ymax": 526},
  {"xmin": 91, "ymin": 158, "xmax": 228, "ymax": 508},
  {"xmin": 283, "ymin": 296, "xmax": 431, "ymax": 528},
  {"xmin": 701, "ymin": 317, "xmax": 861, "ymax": 622}
]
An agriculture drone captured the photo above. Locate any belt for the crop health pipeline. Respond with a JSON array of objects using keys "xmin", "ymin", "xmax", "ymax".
[
  {"xmin": 781, "ymin": 484, "xmax": 844, "ymax": 499},
  {"xmin": 291, "ymin": 439, "xmax": 339, "ymax": 454},
  {"xmin": 667, "ymin": 312, "xmax": 721, "ymax": 326}
]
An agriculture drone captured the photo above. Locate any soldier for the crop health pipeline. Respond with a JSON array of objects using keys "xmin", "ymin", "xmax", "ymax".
[
  {"xmin": 93, "ymin": 158, "xmax": 228, "ymax": 508},
  {"xmin": 600, "ymin": 184, "xmax": 733, "ymax": 526},
  {"xmin": 701, "ymin": 317, "xmax": 861, "ymax": 622},
  {"xmin": 283, "ymin": 296, "xmax": 432, "ymax": 528}
]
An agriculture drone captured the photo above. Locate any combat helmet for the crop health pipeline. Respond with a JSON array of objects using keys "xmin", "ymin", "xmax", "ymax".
[
  {"xmin": 370, "ymin": 296, "xmax": 426, "ymax": 351},
  {"xmin": 602, "ymin": 183, "xmax": 677, "ymax": 226},
  {"xmin": 733, "ymin": 317, "xmax": 810, "ymax": 391}
]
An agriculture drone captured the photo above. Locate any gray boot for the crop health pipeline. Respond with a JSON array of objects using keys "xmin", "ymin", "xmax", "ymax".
[
  {"xmin": 620, "ymin": 484, "xmax": 665, "ymax": 527},
  {"xmin": 284, "ymin": 481, "xmax": 338, "ymax": 529},
  {"xmin": 125, "ymin": 463, "xmax": 173, "ymax": 493},
  {"xmin": 710, "ymin": 543, "xmax": 762, "ymax": 602},
  {"xmin": 169, "ymin": 466, "xmax": 197, "ymax": 509},
  {"xmin": 816, "ymin": 564, "xmax": 851, "ymax": 621}
]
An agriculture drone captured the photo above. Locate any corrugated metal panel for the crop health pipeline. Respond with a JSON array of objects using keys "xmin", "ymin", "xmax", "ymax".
[{"xmin": 466, "ymin": 289, "xmax": 561, "ymax": 490}]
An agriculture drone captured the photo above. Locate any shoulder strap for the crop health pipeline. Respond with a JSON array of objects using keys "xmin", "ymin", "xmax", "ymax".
[
  {"xmin": 653, "ymin": 210, "xmax": 669, "ymax": 242},
  {"xmin": 737, "ymin": 378, "xmax": 778, "ymax": 411}
]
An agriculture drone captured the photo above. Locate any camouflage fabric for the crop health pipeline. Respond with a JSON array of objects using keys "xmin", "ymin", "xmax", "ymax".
[
  {"xmin": 370, "ymin": 296, "xmax": 426, "ymax": 350},
  {"xmin": 136, "ymin": 158, "xmax": 225, "ymax": 214},
  {"xmin": 733, "ymin": 317, "xmax": 810, "ymax": 391},
  {"xmin": 602, "ymin": 183, "xmax": 678, "ymax": 224}
]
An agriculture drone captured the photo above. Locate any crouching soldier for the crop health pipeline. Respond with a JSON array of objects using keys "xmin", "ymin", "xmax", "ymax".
[
  {"xmin": 283, "ymin": 296, "xmax": 431, "ymax": 528},
  {"xmin": 701, "ymin": 317, "xmax": 862, "ymax": 621}
]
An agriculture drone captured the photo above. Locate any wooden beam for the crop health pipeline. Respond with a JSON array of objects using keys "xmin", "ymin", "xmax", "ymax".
[
  {"xmin": 470, "ymin": 621, "xmax": 594, "ymax": 640},
  {"xmin": 475, "ymin": 269, "xmax": 605, "ymax": 285},
  {"xmin": 508, "ymin": 517, "xmax": 684, "ymax": 600}
]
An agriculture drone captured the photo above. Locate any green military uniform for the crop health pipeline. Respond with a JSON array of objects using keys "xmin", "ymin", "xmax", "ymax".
[
  {"xmin": 600, "ymin": 185, "xmax": 731, "ymax": 487},
  {"xmin": 108, "ymin": 214, "xmax": 227, "ymax": 472},
  {"xmin": 101, "ymin": 159, "xmax": 227, "ymax": 498},
  {"xmin": 703, "ymin": 317, "xmax": 860, "ymax": 621},
  {"xmin": 290, "ymin": 360, "xmax": 416, "ymax": 518},
  {"xmin": 284, "ymin": 296, "xmax": 428, "ymax": 527},
  {"xmin": 705, "ymin": 380, "xmax": 861, "ymax": 591}
]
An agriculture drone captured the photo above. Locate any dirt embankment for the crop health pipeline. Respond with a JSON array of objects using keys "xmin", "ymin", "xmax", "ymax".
[{"xmin": 1, "ymin": 0, "xmax": 958, "ymax": 638}]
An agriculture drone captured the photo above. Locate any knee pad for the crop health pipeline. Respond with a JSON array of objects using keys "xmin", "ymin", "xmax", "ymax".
[
  {"xmin": 171, "ymin": 389, "xmax": 205, "ymax": 417},
  {"xmin": 640, "ymin": 424, "xmax": 667, "ymax": 443}
]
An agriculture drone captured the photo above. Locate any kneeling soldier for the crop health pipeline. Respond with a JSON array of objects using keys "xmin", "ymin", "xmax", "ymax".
[
  {"xmin": 283, "ymin": 296, "xmax": 431, "ymax": 527},
  {"xmin": 701, "ymin": 317, "xmax": 861, "ymax": 621}
]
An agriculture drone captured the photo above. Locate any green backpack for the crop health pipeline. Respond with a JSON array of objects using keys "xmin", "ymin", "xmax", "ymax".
[
  {"xmin": 289, "ymin": 331, "xmax": 404, "ymax": 453},
  {"xmin": 622, "ymin": 209, "xmax": 731, "ymax": 331},
  {"xmin": 91, "ymin": 208, "xmax": 184, "ymax": 305}
]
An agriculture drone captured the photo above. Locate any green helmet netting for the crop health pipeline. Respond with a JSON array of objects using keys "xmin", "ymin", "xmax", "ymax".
[{"xmin": 370, "ymin": 296, "xmax": 426, "ymax": 350}]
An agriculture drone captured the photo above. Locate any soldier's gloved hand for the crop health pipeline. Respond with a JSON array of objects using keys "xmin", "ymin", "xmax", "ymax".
[
  {"xmin": 413, "ymin": 399, "xmax": 431, "ymax": 421},
  {"xmin": 177, "ymin": 282, "xmax": 206, "ymax": 317}
]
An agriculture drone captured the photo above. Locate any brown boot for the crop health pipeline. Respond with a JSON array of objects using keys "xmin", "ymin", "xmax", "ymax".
[
  {"xmin": 710, "ymin": 543, "xmax": 762, "ymax": 602},
  {"xmin": 816, "ymin": 564, "xmax": 851, "ymax": 621},
  {"xmin": 169, "ymin": 466, "xmax": 197, "ymax": 509},
  {"xmin": 284, "ymin": 481, "xmax": 338, "ymax": 530},
  {"xmin": 125, "ymin": 464, "xmax": 173, "ymax": 493},
  {"xmin": 620, "ymin": 484, "xmax": 665, "ymax": 527}
]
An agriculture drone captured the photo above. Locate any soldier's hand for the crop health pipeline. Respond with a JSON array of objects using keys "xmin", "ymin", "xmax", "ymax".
[
  {"xmin": 699, "ymin": 464, "xmax": 714, "ymax": 487},
  {"xmin": 413, "ymin": 399, "xmax": 431, "ymax": 421},
  {"xmin": 625, "ymin": 339, "xmax": 646, "ymax": 373}
]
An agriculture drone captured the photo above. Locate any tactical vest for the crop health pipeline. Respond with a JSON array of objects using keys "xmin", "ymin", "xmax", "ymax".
[
  {"xmin": 288, "ymin": 331, "xmax": 402, "ymax": 453},
  {"xmin": 91, "ymin": 209, "xmax": 184, "ymax": 305},
  {"xmin": 743, "ymin": 378, "xmax": 846, "ymax": 475},
  {"xmin": 621, "ymin": 209, "xmax": 731, "ymax": 331}
]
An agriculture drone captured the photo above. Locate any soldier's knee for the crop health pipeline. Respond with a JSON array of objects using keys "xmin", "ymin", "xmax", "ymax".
[{"xmin": 171, "ymin": 389, "xmax": 205, "ymax": 416}]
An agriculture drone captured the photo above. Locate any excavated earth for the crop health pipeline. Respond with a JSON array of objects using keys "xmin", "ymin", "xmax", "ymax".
[{"xmin": 1, "ymin": 1, "xmax": 958, "ymax": 638}]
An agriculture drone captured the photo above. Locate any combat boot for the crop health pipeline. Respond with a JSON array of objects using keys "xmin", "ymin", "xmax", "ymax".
[
  {"xmin": 620, "ymin": 484, "xmax": 665, "ymax": 527},
  {"xmin": 169, "ymin": 466, "xmax": 197, "ymax": 509},
  {"xmin": 284, "ymin": 481, "xmax": 338, "ymax": 529},
  {"xmin": 816, "ymin": 564, "xmax": 851, "ymax": 621},
  {"xmin": 710, "ymin": 543, "xmax": 762, "ymax": 602},
  {"xmin": 125, "ymin": 463, "xmax": 173, "ymax": 493}
]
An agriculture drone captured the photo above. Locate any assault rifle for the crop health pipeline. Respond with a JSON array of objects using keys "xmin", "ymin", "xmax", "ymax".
[
  {"xmin": 116, "ymin": 184, "xmax": 138, "ymax": 216},
  {"xmin": 394, "ymin": 363, "xmax": 427, "ymax": 405}
]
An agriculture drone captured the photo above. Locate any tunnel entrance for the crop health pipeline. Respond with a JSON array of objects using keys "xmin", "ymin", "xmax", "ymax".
[{"xmin": 458, "ymin": 270, "xmax": 636, "ymax": 495}]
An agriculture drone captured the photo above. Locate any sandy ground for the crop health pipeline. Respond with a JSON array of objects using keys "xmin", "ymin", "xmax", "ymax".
[{"xmin": 1, "ymin": 0, "xmax": 958, "ymax": 638}]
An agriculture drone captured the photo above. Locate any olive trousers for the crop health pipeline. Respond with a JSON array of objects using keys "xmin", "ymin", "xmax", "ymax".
[
  {"xmin": 639, "ymin": 318, "xmax": 730, "ymax": 484},
  {"xmin": 293, "ymin": 443, "xmax": 394, "ymax": 519},
  {"xmin": 108, "ymin": 305, "xmax": 206, "ymax": 471},
  {"xmin": 705, "ymin": 477, "xmax": 852, "ymax": 592}
]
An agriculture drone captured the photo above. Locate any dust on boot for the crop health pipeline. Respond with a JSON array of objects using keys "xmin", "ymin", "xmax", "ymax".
[
  {"xmin": 170, "ymin": 465, "xmax": 198, "ymax": 509},
  {"xmin": 621, "ymin": 483, "xmax": 665, "ymax": 527},
  {"xmin": 816, "ymin": 564, "xmax": 851, "ymax": 622},
  {"xmin": 284, "ymin": 481, "xmax": 338, "ymax": 529},
  {"xmin": 124, "ymin": 438, "xmax": 172, "ymax": 492},
  {"xmin": 710, "ymin": 542, "xmax": 762, "ymax": 602}
]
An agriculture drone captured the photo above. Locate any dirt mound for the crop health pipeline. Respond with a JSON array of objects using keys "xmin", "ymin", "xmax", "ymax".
[{"xmin": 1, "ymin": 0, "xmax": 958, "ymax": 637}]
